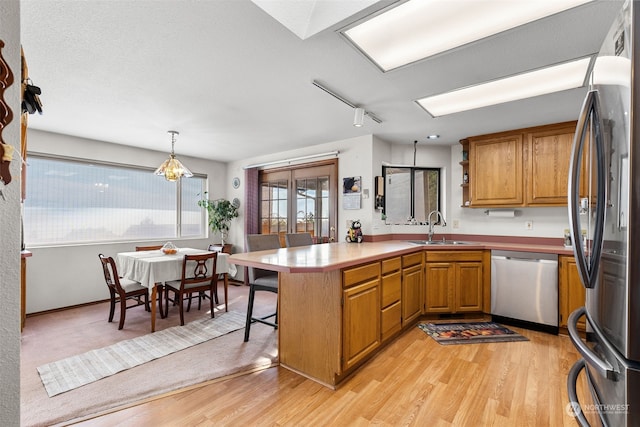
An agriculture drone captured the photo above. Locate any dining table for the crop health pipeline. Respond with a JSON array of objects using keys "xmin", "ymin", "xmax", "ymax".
[{"xmin": 116, "ymin": 247, "xmax": 229, "ymax": 332}]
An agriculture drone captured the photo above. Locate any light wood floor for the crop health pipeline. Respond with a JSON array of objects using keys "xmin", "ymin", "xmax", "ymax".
[{"xmin": 72, "ymin": 321, "xmax": 595, "ymax": 426}]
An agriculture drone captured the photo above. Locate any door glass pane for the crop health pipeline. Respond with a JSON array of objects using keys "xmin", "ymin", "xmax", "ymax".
[{"xmin": 259, "ymin": 162, "xmax": 336, "ymax": 244}]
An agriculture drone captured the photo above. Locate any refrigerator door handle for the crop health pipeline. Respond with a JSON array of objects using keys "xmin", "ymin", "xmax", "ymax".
[
  {"xmin": 567, "ymin": 358, "xmax": 592, "ymax": 427},
  {"xmin": 568, "ymin": 307, "xmax": 617, "ymax": 380},
  {"xmin": 568, "ymin": 90, "xmax": 607, "ymax": 289}
]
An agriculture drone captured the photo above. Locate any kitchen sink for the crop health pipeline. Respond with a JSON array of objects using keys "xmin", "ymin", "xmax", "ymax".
[{"xmin": 407, "ymin": 240, "xmax": 470, "ymax": 245}]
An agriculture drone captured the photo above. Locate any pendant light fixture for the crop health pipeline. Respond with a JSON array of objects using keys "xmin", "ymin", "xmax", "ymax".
[{"xmin": 154, "ymin": 130, "xmax": 193, "ymax": 182}]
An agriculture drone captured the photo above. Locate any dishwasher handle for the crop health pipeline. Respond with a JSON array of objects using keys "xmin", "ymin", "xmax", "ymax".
[{"xmin": 491, "ymin": 255, "xmax": 557, "ymax": 264}]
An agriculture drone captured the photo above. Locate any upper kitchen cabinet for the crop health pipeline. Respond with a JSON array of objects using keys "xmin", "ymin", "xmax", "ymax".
[
  {"xmin": 525, "ymin": 121, "xmax": 584, "ymax": 206},
  {"xmin": 468, "ymin": 132, "xmax": 524, "ymax": 207},
  {"xmin": 466, "ymin": 121, "xmax": 581, "ymax": 208}
]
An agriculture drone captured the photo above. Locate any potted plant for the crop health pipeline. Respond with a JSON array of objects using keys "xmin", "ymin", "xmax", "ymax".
[{"xmin": 198, "ymin": 194, "xmax": 239, "ymax": 246}]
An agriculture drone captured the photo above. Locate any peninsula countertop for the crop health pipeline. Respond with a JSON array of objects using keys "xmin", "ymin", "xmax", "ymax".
[{"xmin": 228, "ymin": 239, "xmax": 575, "ymax": 273}]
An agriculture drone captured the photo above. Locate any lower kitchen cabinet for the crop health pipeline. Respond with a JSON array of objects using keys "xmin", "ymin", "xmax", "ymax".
[
  {"xmin": 425, "ymin": 251, "xmax": 484, "ymax": 314},
  {"xmin": 381, "ymin": 257, "xmax": 402, "ymax": 342},
  {"xmin": 455, "ymin": 262, "xmax": 483, "ymax": 311},
  {"xmin": 342, "ymin": 263, "xmax": 381, "ymax": 371},
  {"xmin": 424, "ymin": 261, "xmax": 454, "ymax": 312},
  {"xmin": 402, "ymin": 252, "xmax": 423, "ymax": 326},
  {"xmin": 559, "ymin": 255, "xmax": 586, "ymax": 331}
]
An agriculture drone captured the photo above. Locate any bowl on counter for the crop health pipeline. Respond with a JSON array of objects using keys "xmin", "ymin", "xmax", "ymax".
[{"xmin": 161, "ymin": 242, "xmax": 178, "ymax": 254}]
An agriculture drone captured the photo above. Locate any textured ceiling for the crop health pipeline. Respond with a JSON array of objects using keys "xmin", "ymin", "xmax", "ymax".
[{"xmin": 20, "ymin": 0, "xmax": 622, "ymax": 162}]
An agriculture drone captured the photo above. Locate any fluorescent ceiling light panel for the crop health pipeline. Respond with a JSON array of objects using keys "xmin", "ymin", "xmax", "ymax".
[
  {"xmin": 343, "ymin": 0, "xmax": 592, "ymax": 72},
  {"xmin": 416, "ymin": 57, "xmax": 591, "ymax": 117}
]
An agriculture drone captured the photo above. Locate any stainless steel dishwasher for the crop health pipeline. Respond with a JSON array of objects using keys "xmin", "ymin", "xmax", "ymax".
[{"xmin": 490, "ymin": 250, "xmax": 559, "ymax": 334}]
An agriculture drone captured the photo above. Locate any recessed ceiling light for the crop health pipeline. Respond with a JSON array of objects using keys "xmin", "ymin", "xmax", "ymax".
[
  {"xmin": 416, "ymin": 57, "xmax": 592, "ymax": 117},
  {"xmin": 342, "ymin": 0, "xmax": 592, "ymax": 72},
  {"xmin": 426, "ymin": 134, "xmax": 439, "ymax": 140}
]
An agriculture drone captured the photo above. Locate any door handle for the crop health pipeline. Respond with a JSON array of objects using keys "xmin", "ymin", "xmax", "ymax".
[
  {"xmin": 568, "ymin": 307, "xmax": 617, "ymax": 381},
  {"xmin": 568, "ymin": 90, "xmax": 607, "ymax": 289}
]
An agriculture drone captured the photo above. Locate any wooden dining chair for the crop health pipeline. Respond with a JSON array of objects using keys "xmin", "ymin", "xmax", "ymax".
[
  {"xmin": 285, "ymin": 232, "xmax": 313, "ymax": 247},
  {"xmin": 180, "ymin": 244, "xmax": 225, "ymax": 311},
  {"xmin": 163, "ymin": 252, "xmax": 218, "ymax": 326},
  {"xmin": 135, "ymin": 245, "xmax": 163, "ymax": 251},
  {"xmin": 135, "ymin": 244, "xmax": 167, "ymax": 316},
  {"xmin": 244, "ymin": 234, "xmax": 281, "ymax": 342},
  {"xmin": 98, "ymin": 254, "xmax": 150, "ymax": 330}
]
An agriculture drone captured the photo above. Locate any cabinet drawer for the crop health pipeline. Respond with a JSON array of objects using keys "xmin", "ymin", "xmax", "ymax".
[
  {"xmin": 425, "ymin": 251, "xmax": 483, "ymax": 263},
  {"xmin": 381, "ymin": 301, "xmax": 402, "ymax": 341},
  {"xmin": 343, "ymin": 262, "xmax": 381, "ymax": 288},
  {"xmin": 402, "ymin": 252, "xmax": 423, "ymax": 268},
  {"xmin": 381, "ymin": 257, "xmax": 402, "ymax": 275},
  {"xmin": 381, "ymin": 270, "xmax": 401, "ymax": 308}
]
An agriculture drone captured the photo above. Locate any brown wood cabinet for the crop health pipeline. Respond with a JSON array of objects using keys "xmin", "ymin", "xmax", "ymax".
[
  {"xmin": 342, "ymin": 263, "xmax": 381, "ymax": 371},
  {"xmin": 466, "ymin": 121, "xmax": 584, "ymax": 208},
  {"xmin": 401, "ymin": 252, "xmax": 423, "ymax": 326},
  {"xmin": 380, "ymin": 257, "xmax": 402, "ymax": 342},
  {"xmin": 525, "ymin": 122, "xmax": 583, "ymax": 206},
  {"xmin": 559, "ymin": 255, "xmax": 586, "ymax": 331},
  {"xmin": 455, "ymin": 262, "xmax": 483, "ymax": 312},
  {"xmin": 469, "ymin": 132, "xmax": 523, "ymax": 207},
  {"xmin": 425, "ymin": 251, "xmax": 484, "ymax": 314},
  {"xmin": 424, "ymin": 261, "xmax": 454, "ymax": 313}
]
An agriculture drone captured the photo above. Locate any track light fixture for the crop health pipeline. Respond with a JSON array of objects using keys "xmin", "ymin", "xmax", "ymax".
[
  {"xmin": 312, "ymin": 80, "xmax": 382, "ymax": 126},
  {"xmin": 353, "ymin": 108, "xmax": 365, "ymax": 127}
]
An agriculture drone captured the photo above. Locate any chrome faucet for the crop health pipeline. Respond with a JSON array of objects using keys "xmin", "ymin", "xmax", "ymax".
[{"xmin": 427, "ymin": 210, "xmax": 446, "ymax": 242}]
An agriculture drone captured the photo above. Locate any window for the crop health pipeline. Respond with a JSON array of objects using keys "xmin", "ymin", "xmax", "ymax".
[
  {"xmin": 383, "ymin": 166, "xmax": 441, "ymax": 224},
  {"xmin": 259, "ymin": 160, "xmax": 337, "ymax": 246},
  {"xmin": 24, "ymin": 155, "xmax": 206, "ymax": 246}
]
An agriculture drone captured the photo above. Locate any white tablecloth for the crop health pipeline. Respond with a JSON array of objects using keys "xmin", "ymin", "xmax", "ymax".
[{"xmin": 116, "ymin": 248, "xmax": 229, "ymax": 291}]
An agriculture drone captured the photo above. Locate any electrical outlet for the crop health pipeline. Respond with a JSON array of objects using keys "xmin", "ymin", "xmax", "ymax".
[
  {"xmin": 525, "ymin": 220, "xmax": 533, "ymax": 230},
  {"xmin": 452, "ymin": 219, "xmax": 460, "ymax": 229}
]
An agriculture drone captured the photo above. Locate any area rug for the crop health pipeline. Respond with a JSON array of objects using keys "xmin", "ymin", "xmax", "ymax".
[
  {"xmin": 22, "ymin": 320, "xmax": 278, "ymax": 427},
  {"xmin": 37, "ymin": 310, "xmax": 247, "ymax": 397},
  {"xmin": 417, "ymin": 321, "xmax": 529, "ymax": 345}
]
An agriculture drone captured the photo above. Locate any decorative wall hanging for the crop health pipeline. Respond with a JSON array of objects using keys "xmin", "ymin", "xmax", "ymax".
[{"xmin": 0, "ymin": 40, "xmax": 15, "ymax": 187}]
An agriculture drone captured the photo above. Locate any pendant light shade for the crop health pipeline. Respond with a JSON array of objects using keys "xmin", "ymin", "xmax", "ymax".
[{"xmin": 154, "ymin": 130, "xmax": 193, "ymax": 182}]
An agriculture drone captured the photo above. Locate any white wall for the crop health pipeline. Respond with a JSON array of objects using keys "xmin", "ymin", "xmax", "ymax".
[
  {"xmin": 24, "ymin": 130, "xmax": 228, "ymax": 313},
  {"xmin": 0, "ymin": 0, "xmax": 22, "ymax": 424}
]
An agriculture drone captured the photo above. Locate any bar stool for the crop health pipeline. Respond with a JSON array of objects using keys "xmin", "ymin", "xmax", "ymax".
[{"xmin": 244, "ymin": 234, "xmax": 281, "ymax": 342}]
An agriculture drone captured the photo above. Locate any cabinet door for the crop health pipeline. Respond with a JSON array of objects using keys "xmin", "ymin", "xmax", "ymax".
[
  {"xmin": 342, "ymin": 278, "xmax": 380, "ymax": 371},
  {"xmin": 454, "ymin": 262, "xmax": 483, "ymax": 312},
  {"xmin": 525, "ymin": 124, "xmax": 578, "ymax": 206},
  {"xmin": 470, "ymin": 133, "xmax": 523, "ymax": 206},
  {"xmin": 381, "ymin": 269, "xmax": 402, "ymax": 341},
  {"xmin": 559, "ymin": 256, "xmax": 586, "ymax": 331},
  {"xmin": 425, "ymin": 262, "xmax": 454, "ymax": 313},
  {"xmin": 402, "ymin": 264, "xmax": 423, "ymax": 326}
]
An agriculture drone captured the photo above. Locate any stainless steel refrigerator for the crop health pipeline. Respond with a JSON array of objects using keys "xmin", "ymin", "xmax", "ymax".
[{"xmin": 566, "ymin": 1, "xmax": 640, "ymax": 425}]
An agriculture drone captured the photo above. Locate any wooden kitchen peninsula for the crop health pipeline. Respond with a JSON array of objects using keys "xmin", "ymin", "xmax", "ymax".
[{"xmin": 229, "ymin": 241, "xmax": 485, "ymax": 388}]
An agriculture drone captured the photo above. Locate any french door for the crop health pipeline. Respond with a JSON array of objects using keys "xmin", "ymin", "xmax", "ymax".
[{"xmin": 259, "ymin": 160, "xmax": 338, "ymax": 246}]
